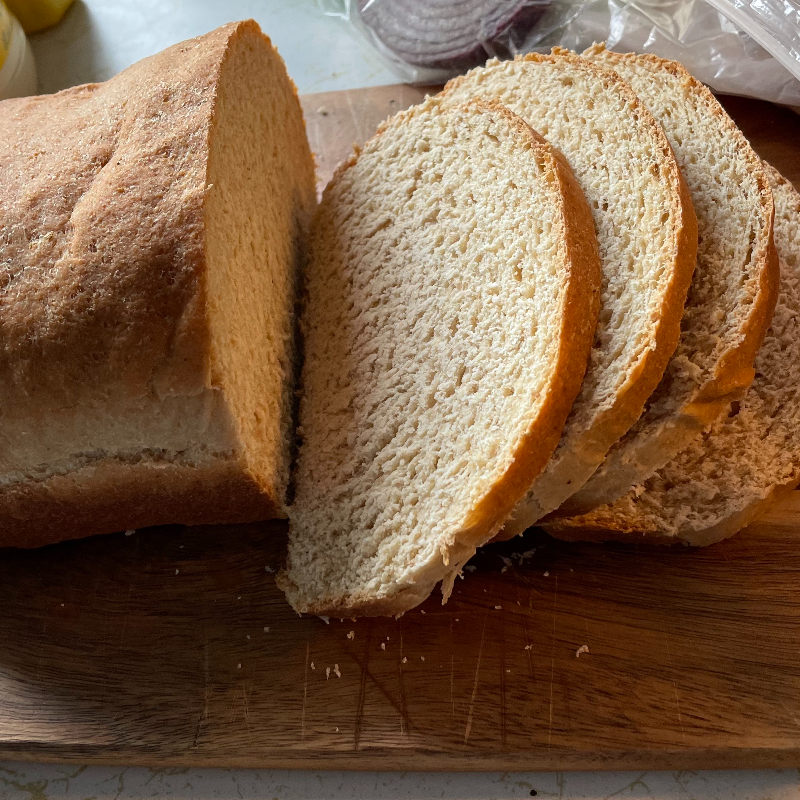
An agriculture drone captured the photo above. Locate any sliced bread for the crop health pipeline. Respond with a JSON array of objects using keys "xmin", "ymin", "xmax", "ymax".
[
  {"xmin": 0, "ymin": 21, "xmax": 316, "ymax": 547},
  {"xmin": 545, "ymin": 163, "xmax": 800, "ymax": 547},
  {"xmin": 559, "ymin": 46, "xmax": 779, "ymax": 516},
  {"xmin": 443, "ymin": 53, "xmax": 697, "ymax": 538},
  {"xmin": 278, "ymin": 98, "xmax": 601, "ymax": 617}
]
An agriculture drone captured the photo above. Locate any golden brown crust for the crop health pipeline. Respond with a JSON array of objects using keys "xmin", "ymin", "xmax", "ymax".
[
  {"xmin": 638, "ymin": 51, "xmax": 779, "ymax": 411},
  {"xmin": 0, "ymin": 458, "xmax": 280, "ymax": 550},
  {"xmin": 0, "ymin": 26, "xmax": 235, "ymax": 404},
  {"xmin": 560, "ymin": 47, "xmax": 779, "ymax": 515},
  {"xmin": 546, "ymin": 161, "xmax": 795, "ymax": 548},
  {"xmin": 0, "ymin": 21, "xmax": 309, "ymax": 546},
  {"xmin": 543, "ymin": 482, "xmax": 797, "ymax": 547},
  {"xmin": 279, "ymin": 99, "xmax": 602, "ymax": 617},
  {"xmin": 448, "ymin": 52, "xmax": 697, "ymax": 541}
]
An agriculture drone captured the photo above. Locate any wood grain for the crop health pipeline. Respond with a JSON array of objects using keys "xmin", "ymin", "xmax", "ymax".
[{"xmin": 1, "ymin": 85, "xmax": 800, "ymax": 771}]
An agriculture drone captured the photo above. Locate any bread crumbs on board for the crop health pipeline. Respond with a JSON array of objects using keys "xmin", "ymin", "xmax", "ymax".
[{"xmin": 576, "ymin": 645, "xmax": 590, "ymax": 658}]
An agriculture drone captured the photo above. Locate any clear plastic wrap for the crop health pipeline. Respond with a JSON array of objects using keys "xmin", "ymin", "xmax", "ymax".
[{"xmin": 321, "ymin": 0, "xmax": 800, "ymax": 105}]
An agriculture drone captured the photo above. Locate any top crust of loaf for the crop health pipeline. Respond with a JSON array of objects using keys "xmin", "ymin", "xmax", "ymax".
[
  {"xmin": 0, "ymin": 26, "xmax": 236, "ymax": 405},
  {"xmin": 279, "ymin": 97, "xmax": 601, "ymax": 616},
  {"xmin": 0, "ymin": 20, "xmax": 316, "ymax": 546},
  {"xmin": 560, "ymin": 46, "xmax": 779, "ymax": 516},
  {"xmin": 546, "ymin": 163, "xmax": 799, "ymax": 547},
  {"xmin": 443, "ymin": 52, "xmax": 697, "ymax": 536}
]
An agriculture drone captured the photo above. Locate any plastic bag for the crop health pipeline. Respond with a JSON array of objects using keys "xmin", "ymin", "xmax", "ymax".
[
  {"xmin": 321, "ymin": 0, "xmax": 800, "ymax": 106},
  {"xmin": 320, "ymin": 1, "xmax": 589, "ymax": 85}
]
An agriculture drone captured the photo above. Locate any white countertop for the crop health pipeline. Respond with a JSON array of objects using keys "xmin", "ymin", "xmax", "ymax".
[
  {"xmin": 3, "ymin": 1, "xmax": 800, "ymax": 798},
  {"xmin": 3, "ymin": 762, "xmax": 800, "ymax": 799},
  {"xmin": 28, "ymin": 0, "xmax": 397, "ymax": 96}
]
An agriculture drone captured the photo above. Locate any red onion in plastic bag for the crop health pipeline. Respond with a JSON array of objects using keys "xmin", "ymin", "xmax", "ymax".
[
  {"xmin": 354, "ymin": 0, "xmax": 550, "ymax": 71},
  {"xmin": 321, "ymin": 0, "xmax": 800, "ymax": 105}
]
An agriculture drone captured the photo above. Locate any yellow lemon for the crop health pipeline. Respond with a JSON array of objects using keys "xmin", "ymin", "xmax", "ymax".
[{"xmin": 5, "ymin": 0, "xmax": 74, "ymax": 34}]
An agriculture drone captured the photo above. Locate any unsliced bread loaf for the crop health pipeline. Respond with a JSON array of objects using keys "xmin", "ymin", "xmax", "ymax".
[
  {"xmin": 0, "ymin": 21, "xmax": 316, "ymax": 548},
  {"xmin": 545, "ymin": 163, "xmax": 800, "ymax": 547},
  {"xmin": 443, "ymin": 53, "xmax": 697, "ymax": 538},
  {"xmin": 278, "ymin": 97, "xmax": 601, "ymax": 617},
  {"xmin": 559, "ymin": 46, "xmax": 779, "ymax": 517}
]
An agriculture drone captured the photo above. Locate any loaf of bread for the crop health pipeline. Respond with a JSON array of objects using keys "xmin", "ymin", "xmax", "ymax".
[
  {"xmin": 443, "ymin": 53, "xmax": 697, "ymax": 539},
  {"xmin": 559, "ymin": 47, "xmax": 779, "ymax": 516},
  {"xmin": 0, "ymin": 21, "xmax": 316, "ymax": 547},
  {"xmin": 545, "ymin": 163, "xmax": 799, "ymax": 546},
  {"xmin": 279, "ymin": 98, "xmax": 601, "ymax": 616}
]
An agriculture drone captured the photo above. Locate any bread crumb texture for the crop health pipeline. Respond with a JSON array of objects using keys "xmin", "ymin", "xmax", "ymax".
[
  {"xmin": 564, "ymin": 46, "xmax": 777, "ymax": 513},
  {"xmin": 280, "ymin": 96, "xmax": 600, "ymax": 616},
  {"xmin": 547, "ymin": 164, "xmax": 800, "ymax": 546},
  {"xmin": 445, "ymin": 52, "xmax": 697, "ymax": 533}
]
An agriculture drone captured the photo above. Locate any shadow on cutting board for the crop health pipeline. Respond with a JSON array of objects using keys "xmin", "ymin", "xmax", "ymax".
[{"xmin": 2, "ymin": 492, "xmax": 800, "ymax": 770}]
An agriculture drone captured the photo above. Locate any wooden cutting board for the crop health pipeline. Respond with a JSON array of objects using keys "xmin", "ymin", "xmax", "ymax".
[{"xmin": 1, "ymin": 85, "xmax": 800, "ymax": 772}]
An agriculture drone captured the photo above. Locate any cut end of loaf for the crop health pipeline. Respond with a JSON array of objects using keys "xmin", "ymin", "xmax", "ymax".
[
  {"xmin": 282, "ymin": 96, "xmax": 600, "ymax": 617},
  {"xmin": 204, "ymin": 20, "xmax": 316, "ymax": 509},
  {"xmin": 0, "ymin": 21, "xmax": 316, "ymax": 546}
]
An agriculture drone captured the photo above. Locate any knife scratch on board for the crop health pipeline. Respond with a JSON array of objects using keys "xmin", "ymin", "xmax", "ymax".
[
  {"xmin": 344, "ymin": 90, "xmax": 365, "ymax": 146},
  {"xmin": 673, "ymin": 681, "xmax": 686, "ymax": 744},
  {"xmin": 547, "ymin": 575, "xmax": 558, "ymax": 749},
  {"xmin": 523, "ymin": 615, "xmax": 535, "ymax": 679},
  {"xmin": 204, "ymin": 638, "xmax": 209, "ymax": 716},
  {"xmin": 35, "ymin": 621, "xmax": 47, "ymax": 682},
  {"xmin": 463, "ymin": 611, "xmax": 488, "ymax": 744},
  {"xmin": 352, "ymin": 619, "xmax": 372, "ymax": 751},
  {"xmin": 398, "ymin": 628, "xmax": 407, "ymax": 738},
  {"xmin": 193, "ymin": 640, "xmax": 209, "ymax": 748},
  {"xmin": 241, "ymin": 679, "xmax": 251, "ymax": 732},
  {"xmin": 662, "ymin": 628, "xmax": 686, "ymax": 744},
  {"xmin": 449, "ymin": 617, "xmax": 455, "ymax": 724},
  {"xmin": 301, "ymin": 641, "xmax": 309, "ymax": 740},
  {"xmin": 119, "ymin": 538, "xmax": 139, "ymax": 647}
]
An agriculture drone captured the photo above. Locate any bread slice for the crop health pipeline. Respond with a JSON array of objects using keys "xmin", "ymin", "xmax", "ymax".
[
  {"xmin": 545, "ymin": 163, "xmax": 800, "ymax": 547},
  {"xmin": 559, "ymin": 46, "xmax": 779, "ymax": 516},
  {"xmin": 278, "ymin": 98, "xmax": 601, "ymax": 617},
  {"xmin": 0, "ymin": 21, "xmax": 316, "ymax": 547},
  {"xmin": 443, "ymin": 53, "xmax": 697, "ymax": 538}
]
